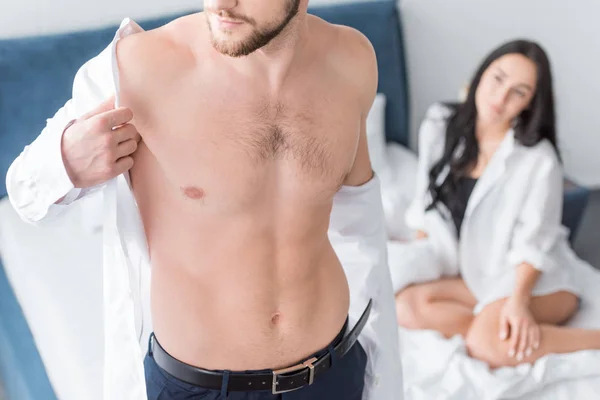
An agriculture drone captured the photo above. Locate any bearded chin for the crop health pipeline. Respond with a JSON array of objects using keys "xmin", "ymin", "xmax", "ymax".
[
  {"xmin": 209, "ymin": 29, "xmax": 275, "ymax": 58},
  {"xmin": 207, "ymin": 0, "xmax": 300, "ymax": 57}
]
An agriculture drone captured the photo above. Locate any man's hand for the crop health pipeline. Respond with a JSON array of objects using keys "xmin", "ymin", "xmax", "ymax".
[{"xmin": 61, "ymin": 96, "xmax": 140, "ymax": 188}]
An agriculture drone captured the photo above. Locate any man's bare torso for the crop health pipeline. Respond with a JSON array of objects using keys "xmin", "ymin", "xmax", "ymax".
[{"xmin": 117, "ymin": 12, "xmax": 370, "ymax": 370}]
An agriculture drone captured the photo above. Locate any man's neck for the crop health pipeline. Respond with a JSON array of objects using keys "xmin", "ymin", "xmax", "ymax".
[{"xmin": 229, "ymin": 15, "xmax": 310, "ymax": 92}]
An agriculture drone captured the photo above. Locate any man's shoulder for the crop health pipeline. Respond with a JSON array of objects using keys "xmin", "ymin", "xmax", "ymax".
[
  {"xmin": 310, "ymin": 18, "xmax": 375, "ymax": 67},
  {"xmin": 335, "ymin": 24, "xmax": 376, "ymax": 61},
  {"xmin": 116, "ymin": 13, "xmax": 205, "ymax": 79},
  {"xmin": 333, "ymin": 25, "xmax": 378, "ymax": 109},
  {"xmin": 309, "ymin": 17, "xmax": 377, "ymax": 105}
]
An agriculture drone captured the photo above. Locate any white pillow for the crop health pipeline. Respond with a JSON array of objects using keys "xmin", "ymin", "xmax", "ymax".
[
  {"xmin": 366, "ymin": 93, "xmax": 388, "ymax": 176},
  {"xmin": 380, "ymin": 143, "xmax": 418, "ymax": 241},
  {"xmin": 365, "ymin": 93, "xmax": 419, "ymax": 240}
]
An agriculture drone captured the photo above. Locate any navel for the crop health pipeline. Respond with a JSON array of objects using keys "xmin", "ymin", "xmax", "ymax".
[
  {"xmin": 271, "ymin": 313, "xmax": 281, "ymax": 326},
  {"xmin": 181, "ymin": 186, "xmax": 205, "ymax": 200}
]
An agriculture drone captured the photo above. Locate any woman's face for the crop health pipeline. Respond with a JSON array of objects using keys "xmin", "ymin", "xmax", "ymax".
[{"xmin": 475, "ymin": 53, "xmax": 538, "ymax": 127}]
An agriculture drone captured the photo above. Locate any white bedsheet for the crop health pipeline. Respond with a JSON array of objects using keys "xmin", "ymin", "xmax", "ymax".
[
  {"xmin": 0, "ymin": 195, "xmax": 104, "ymax": 400},
  {"xmin": 388, "ymin": 240, "xmax": 600, "ymax": 400}
]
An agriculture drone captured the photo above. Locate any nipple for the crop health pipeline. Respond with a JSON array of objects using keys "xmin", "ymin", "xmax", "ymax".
[{"xmin": 181, "ymin": 186, "xmax": 205, "ymax": 200}]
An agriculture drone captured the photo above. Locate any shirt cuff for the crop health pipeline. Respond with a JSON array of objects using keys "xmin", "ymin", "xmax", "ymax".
[
  {"xmin": 29, "ymin": 119, "xmax": 79, "ymax": 206},
  {"xmin": 507, "ymin": 246, "xmax": 557, "ymax": 272},
  {"xmin": 57, "ymin": 187, "xmax": 83, "ymax": 205}
]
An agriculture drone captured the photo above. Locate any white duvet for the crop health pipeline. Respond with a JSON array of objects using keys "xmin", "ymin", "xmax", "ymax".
[{"xmin": 388, "ymin": 240, "xmax": 600, "ymax": 400}]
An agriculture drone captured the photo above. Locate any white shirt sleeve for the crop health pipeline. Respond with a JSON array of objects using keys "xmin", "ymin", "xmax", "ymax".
[
  {"xmin": 329, "ymin": 174, "xmax": 404, "ymax": 400},
  {"xmin": 6, "ymin": 39, "xmax": 117, "ymax": 225},
  {"xmin": 507, "ymin": 147, "xmax": 565, "ymax": 272}
]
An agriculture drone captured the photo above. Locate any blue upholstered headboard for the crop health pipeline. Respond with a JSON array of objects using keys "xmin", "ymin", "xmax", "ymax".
[{"xmin": 0, "ymin": 0, "xmax": 408, "ymax": 200}]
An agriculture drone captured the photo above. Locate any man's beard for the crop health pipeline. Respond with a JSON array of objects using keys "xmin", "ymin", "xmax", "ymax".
[{"xmin": 207, "ymin": 0, "xmax": 301, "ymax": 57}]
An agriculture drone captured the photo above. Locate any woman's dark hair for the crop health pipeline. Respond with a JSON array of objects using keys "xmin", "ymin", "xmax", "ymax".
[{"xmin": 426, "ymin": 39, "xmax": 559, "ymax": 215}]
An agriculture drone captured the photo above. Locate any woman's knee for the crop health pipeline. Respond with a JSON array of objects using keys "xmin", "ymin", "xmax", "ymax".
[
  {"xmin": 395, "ymin": 285, "xmax": 430, "ymax": 329},
  {"xmin": 531, "ymin": 291, "xmax": 579, "ymax": 325},
  {"xmin": 465, "ymin": 308, "xmax": 512, "ymax": 368}
]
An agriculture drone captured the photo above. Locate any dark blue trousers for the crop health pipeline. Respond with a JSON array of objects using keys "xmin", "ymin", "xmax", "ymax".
[{"xmin": 144, "ymin": 331, "xmax": 368, "ymax": 399}]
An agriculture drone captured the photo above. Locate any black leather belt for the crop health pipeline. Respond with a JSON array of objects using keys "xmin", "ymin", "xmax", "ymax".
[{"xmin": 151, "ymin": 299, "xmax": 372, "ymax": 394}]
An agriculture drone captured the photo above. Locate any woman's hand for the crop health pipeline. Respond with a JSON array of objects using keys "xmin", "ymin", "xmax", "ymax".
[{"xmin": 499, "ymin": 296, "xmax": 540, "ymax": 361}]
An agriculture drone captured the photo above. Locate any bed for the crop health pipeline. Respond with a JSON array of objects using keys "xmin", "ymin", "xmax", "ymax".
[{"xmin": 0, "ymin": 0, "xmax": 596, "ymax": 399}]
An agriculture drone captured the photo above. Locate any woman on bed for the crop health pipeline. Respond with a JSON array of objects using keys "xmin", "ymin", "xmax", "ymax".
[{"xmin": 394, "ymin": 39, "xmax": 600, "ymax": 368}]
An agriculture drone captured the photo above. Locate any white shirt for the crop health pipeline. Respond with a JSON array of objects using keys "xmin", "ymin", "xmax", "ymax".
[
  {"xmin": 403, "ymin": 103, "xmax": 583, "ymax": 313},
  {"xmin": 6, "ymin": 18, "xmax": 403, "ymax": 400}
]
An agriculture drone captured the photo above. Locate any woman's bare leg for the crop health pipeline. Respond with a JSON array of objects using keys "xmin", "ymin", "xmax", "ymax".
[
  {"xmin": 395, "ymin": 278, "xmax": 477, "ymax": 338},
  {"xmin": 465, "ymin": 291, "xmax": 600, "ymax": 368}
]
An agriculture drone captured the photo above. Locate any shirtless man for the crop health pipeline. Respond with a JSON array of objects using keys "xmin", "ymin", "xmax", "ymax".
[{"xmin": 7, "ymin": 0, "xmax": 401, "ymax": 399}]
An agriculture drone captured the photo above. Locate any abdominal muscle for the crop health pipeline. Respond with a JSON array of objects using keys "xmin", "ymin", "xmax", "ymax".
[{"xmin": 144, "ymin": 189, "xmax": 351, "ymax": 372}]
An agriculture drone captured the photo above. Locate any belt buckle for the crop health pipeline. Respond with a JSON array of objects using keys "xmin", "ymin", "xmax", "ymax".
[{"xmin": 272, "ymin": 357, "xmax": 318, "ymax": 395}]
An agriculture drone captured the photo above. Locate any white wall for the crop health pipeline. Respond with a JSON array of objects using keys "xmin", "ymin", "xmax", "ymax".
[
  {"xmin": 399, "ymin": 0, "xmax": 600, "ymax": 188},
  {"xmin": 0, "ymin": 0, "xmax": 198, "ymax": 38},
  {"xmin": 0, "ymin": 0, "xmax": 367, "ymax": 38},
  {"xmin": 0, "ymin": 0, "xmax": 202, "ymax": 37}
]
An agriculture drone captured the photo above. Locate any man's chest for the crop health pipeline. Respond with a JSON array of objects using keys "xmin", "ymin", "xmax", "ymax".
[{"xmin": 126, "ymin": 81, "xmax": 362, "ymax": 206}]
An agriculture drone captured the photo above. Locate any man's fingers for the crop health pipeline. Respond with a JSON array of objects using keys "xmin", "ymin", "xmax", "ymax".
[
  {"xmin": 113, "ymin": 124, "xmax": 140, "ymax": 144},
  {"xmin": 81, "ymin": 96, "xmax": 116, "ymax": 120},
  {"xmin": 116, "ymin": 139, "xmax": 139, "ymax": 159},
  {"xmin": 92, "ymin": 107, "xmax": 134, "ymax": 130},
  {"xmin": 113, "ymin": 156, "xmax": 135, "ymax": 175}
]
